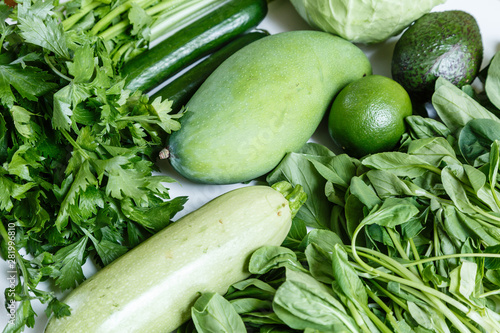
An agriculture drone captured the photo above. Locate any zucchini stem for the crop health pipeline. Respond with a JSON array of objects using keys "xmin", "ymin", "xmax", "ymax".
[{"xmin": 271, "ymin": 181, "xmax": 307, "ymax": 219}]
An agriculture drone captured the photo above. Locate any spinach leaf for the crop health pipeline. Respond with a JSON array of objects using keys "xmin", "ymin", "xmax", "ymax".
[
  {"xmin": 301, "ymin": 228, "xmax": 344, "ymax": 252},
  {"xmin": 248, "ymin": 246, "xmax": 305, "ymax": 275},
  {"xmin": 405, "ymin": 115, "xmax": 451, "ymax": 140},
  {"xmin": 331, "ymin": 244, "xmax": 368, "ymax": 306},
  {"xmin": 267, "ymin": 143, "xmax": 333, "ymax": 229},
  {"xmin": 458, "ymin": 119, "xmax": 500, "ymax": 164},
  {"xmin": 432, "ymin": 77, "xmax": 500, "ymax": 133},
  {"xmin": 485, "ymin": 50, "xmax": 500, "ymax": 110},
  {"xmin": 484, "ymin": 244, "xmax": 500, "ymax": 270},
  {"xmin": 362, "ymin": 152, "xmax": 437, "ymax": 178},
  {"xmin": 226, "ymin": 278, "xmax": 277, "ymax": 301},
  {"xmin": 448, "ymin": 261, "xmax": 484, "ymax": 308},
  {"xmin": 305, "ymin": 242, "xmax": 334, "ymax": 283},
  {"xmin": 273, "ymin": 268, "xmax": 360, "ymax": 333},
  {"xmin": 361, "ymin": 198, "xmax": 419, "ymax": 228},
  {"xmin": 191, "ymin": 292, "xmax": 246, "ymax": 333},
  {"xmin": 349, "ymin": 176, "xmax": 381, "ymax": 210},
  {"xmin": 406, "ymin": 137, "xmax": 458, "ymax": 167},
  {"xmin": 406, "ymin": 301, "xmax": 449, "ymax": 333}
]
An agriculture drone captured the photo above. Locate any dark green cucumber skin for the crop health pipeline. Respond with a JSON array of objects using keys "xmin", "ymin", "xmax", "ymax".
[
  {"xmin": 150, "ymin": 30, "xmax": 269, "ymax": 112},
  {"xmin": 122, "ymin": 0, "xmax": 268, "ymax": 93}
]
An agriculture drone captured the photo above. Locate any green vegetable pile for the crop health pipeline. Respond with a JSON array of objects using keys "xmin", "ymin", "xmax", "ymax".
[
  {"xmin": 59, "ymin": 0, "xmax": 229, "ymax": 66},
  {"xmin": 179, "ymin": 70, "xmax": 500, "ymax": 331},
  {"xmin": 3, "ymin": 0, "xmax": 500, "ymax": 332},
  {"xmin": 0, "ymin": 0, "xmax": 186, "ymax": 331}
]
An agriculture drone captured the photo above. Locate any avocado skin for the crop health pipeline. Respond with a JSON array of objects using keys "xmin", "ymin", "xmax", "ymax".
[{"xmin": 391, "ymin": 10, "xmax": 483, "ymax": 101}]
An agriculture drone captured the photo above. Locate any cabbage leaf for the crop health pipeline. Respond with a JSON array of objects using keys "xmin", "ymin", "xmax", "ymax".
[{"xmin": 290, "ymin": 0, "xmax": 447, "ymax": 43}]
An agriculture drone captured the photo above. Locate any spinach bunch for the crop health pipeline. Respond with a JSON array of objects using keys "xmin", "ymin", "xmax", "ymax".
[
  {"xmin": 181, "ymin": 60, "xmax": 500, "ymax": 332},
  {"xmin": 1, "ymin": 1, "xmax": 185, "ymax": 331}
]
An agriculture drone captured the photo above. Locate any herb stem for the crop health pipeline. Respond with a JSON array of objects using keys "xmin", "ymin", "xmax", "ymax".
[
  {"xmin": 146, "ymin": 0, "xmax": 188, "ymax": 15},
  {"xmin": 90, "ymin": 0, "xmax": 152, "ymax": 36},
  {"xmin": 62, "ymin": 1, "xmax": 102, "ymax": 30},
  {"xmin": 0, "ymin": 221, "xmax": 29, "ymax": 297},
  {"xmin": 60, "ymin": 129, "xmax": 91, "ymax": 161},
  {"xmin": 44, "ymin": 54, "xmax": 72, "ymax": 81},
  {"xmin": 98, "ymin": 19, "xmax": 130, "ymax": 41},
  {"xmin": 149, "ymin": 0, "xmax": 222, "ymax": 42}
]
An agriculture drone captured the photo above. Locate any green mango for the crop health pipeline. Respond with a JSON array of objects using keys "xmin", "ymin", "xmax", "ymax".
[{"xmin": 167, "ymin": 30, "xmax": 372, "ymax": 184}]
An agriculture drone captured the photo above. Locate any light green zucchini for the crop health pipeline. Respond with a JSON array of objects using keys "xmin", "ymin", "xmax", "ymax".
[
  {"xmin": 166, "ymin": 30, "xmax": 372, "ymax": 184},
  {"xmin": 44, "ymin": 183, "xmax": 305, "ymax": 333}
]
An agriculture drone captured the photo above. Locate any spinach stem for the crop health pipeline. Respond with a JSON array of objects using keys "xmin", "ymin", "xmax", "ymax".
[
  {"xmin": 491, "ymin": 184, "xmax": 500, "ymax": 211},
  {"xmin": 364, "ymin": 287, "xmax": 400, "ymax": 332},
  {"xmin": 350, "ymin": 223, "xmax": 474, "ymax": 333},
  {"xmin": 470, "ymin": 204, "xmax": 500, "ymax": 225},
  {"xmin": 346, "ymin": 300, "xmax": 372, "ymax": 333},
  {"xmin": 397, "ymin": 284, "xmax": 474, "ymax": 333},
  {"xmin": 386, "ymin": 228, "xmax": 420, "ymax": 278},
  {"xmin": 490, "ymin": 145, "xmax": 500, "ymax": 209},
  {"xmin": 479, "ymin": 289, "xmax": 500, "ymax": 298},
  {"xmin": 357, "ymin": 301, "xmax": 394, "ymax": 333},
  {"xmin": 408, "ymin": 238, "xmax": 425, "ymax": 276},
  {"xmin": 421, "ymin": 163, "xmax": 443, "ymax": 176},
  {"xmin": 369, "ymin": 280, "xmax": 409, "ymax": 311},
  {"xmin": 393, "ymin": 305, "xmax": 404, "ymax": 322},
  {"xmin": 405, "ymin": 252, "xmax": 500, "ymax": 267}
]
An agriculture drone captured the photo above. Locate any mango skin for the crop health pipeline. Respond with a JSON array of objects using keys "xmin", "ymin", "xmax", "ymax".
[{"xmin": 168, "ymin": 30, "xmax": 372, "ymax": 184}]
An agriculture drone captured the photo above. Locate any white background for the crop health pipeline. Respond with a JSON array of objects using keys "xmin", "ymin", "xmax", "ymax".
[{"xmin": 1, "ymin": 0, "xmax": 500, "ymax": 331}]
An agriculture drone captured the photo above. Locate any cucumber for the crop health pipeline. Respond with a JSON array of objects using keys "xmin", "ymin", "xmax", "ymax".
[
  {"xmin": 121, "ymin": 0, "xmax": 268, "ymax": 93},
  {"xmin": 44, "ymin": 183, "xmax": 305, "ymax": 333},
  {"xmin": 167, "ymin": 30, "xmax": 372, "ymax": 184},
  {"xmin": 150, "ymin": 30, "xmax": 269, "ymax": 113}
]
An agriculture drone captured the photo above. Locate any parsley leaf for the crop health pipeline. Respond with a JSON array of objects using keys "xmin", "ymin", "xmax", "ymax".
[
  {"xmin": 17, "ymin": 10, "xmax": 70, "ymax": 59},
  {"xmin": 0, "ymin": 61, "xmax": 57, "ymax": 107},
  {"xmin": 0, "ymin": 1, "xmax": 185, "ymax": 331},
  {"xmin": 53, "ymin": 236, "xmax": 89, "ymax": 290}
]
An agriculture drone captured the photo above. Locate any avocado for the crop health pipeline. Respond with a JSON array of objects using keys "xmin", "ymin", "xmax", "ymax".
[{"xmin": 391, "ymin": 10, "xmax": 483, "ymax": 102}]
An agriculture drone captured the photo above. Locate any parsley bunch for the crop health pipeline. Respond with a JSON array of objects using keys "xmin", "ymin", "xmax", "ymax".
[{"xmin": 0, "ymin": 0, "xmax": 186, "ymax": 331}]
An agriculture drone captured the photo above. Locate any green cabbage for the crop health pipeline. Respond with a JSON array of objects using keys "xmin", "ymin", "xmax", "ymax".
[{"xmin": 289, "ymin": 0, "xmax": 447, "ymax": 44}]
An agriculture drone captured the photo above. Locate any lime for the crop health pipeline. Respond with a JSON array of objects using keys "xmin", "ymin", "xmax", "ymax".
[{"xmin": 328, "ymin": 75, "xmax": 412, "ymax": 158}]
